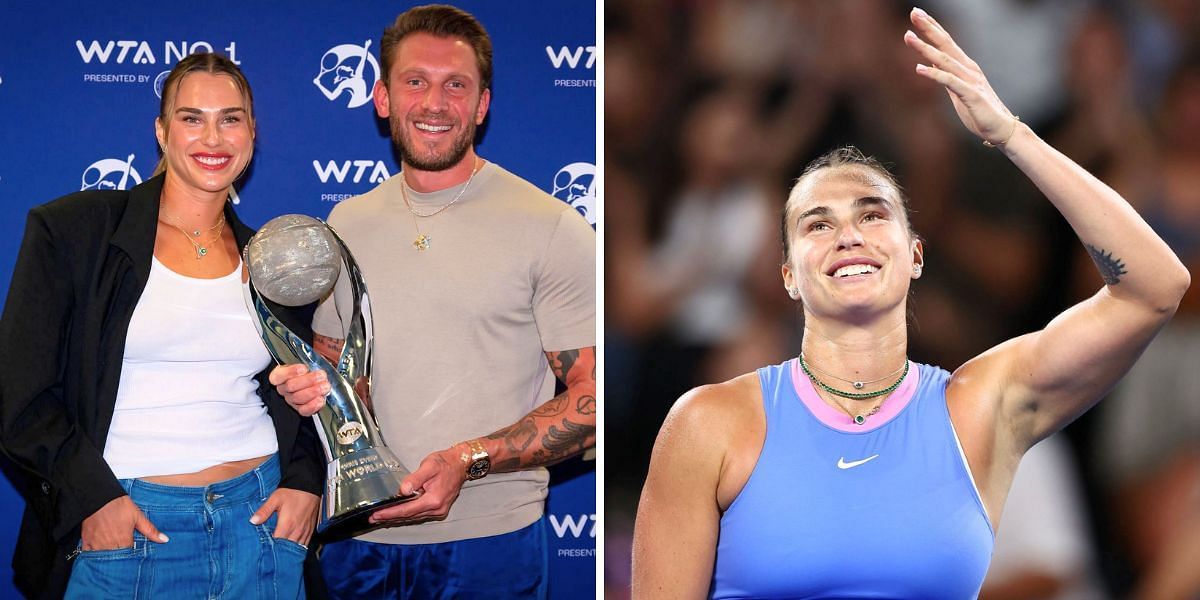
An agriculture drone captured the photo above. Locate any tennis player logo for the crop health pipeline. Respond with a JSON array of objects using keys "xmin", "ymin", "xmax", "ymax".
[
  {"xmin": 81, "ymin": 155, "xmax": 142, "ymax": 191},
  {"xmin": 551, "ymin": 162, "xmax": 596, "ymax": 226},
  {"xmin": 314, "ymin": 41, "xmax": 379, "ymax": 109}
]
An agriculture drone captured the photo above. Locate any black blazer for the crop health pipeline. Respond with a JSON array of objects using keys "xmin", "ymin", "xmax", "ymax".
[{"xmin": 0, "ymin": 174, "xmax": 325, "ymax": 598}]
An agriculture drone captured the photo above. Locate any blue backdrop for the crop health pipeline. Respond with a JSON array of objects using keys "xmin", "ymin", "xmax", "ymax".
[{"xmin": 0, "ymin": 1, "xmax": 596, "ymax": 597}]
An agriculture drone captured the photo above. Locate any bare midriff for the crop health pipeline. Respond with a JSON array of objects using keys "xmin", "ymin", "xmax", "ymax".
[{"xmin": 141, "ymin": 455, "xmax": 271, "ymax": 487}]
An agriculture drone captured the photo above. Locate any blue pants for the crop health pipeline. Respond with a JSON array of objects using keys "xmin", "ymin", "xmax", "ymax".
[
  {"xmin": 320, "ymin": 519, "xmax": 548, "ymax": 599},
  {"xmin": 65, "ymin": 454, "xmax": 306, "ymax": 599}
]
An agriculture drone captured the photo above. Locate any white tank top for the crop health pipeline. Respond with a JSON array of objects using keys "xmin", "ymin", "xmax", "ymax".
[{"xmin": 103, "ymin": 256, "xmax": 278, "ymax": 479}]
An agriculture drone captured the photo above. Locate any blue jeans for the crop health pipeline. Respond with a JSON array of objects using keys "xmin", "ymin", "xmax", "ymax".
[
  {"xmin": 64, "ymin": 454, "xmax": 306, "ymax": 599},
  {"xmin": 321, "ymin": 518, "xmax": 548, "ymax": 599}
]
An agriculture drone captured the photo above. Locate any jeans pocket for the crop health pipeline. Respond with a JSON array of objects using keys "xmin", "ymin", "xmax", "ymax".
[
  {"xmin": 256, "ymin": 533, "xmax": 307, "ymax": 600},
  {"xmin": 65, "ymin": 537, "xmax": 151, "ymax": 599},
  {"xmin": 76, "ymin": 545, "xmax": 141, "ymax": 560},
  {"xmin": 273, "ymin": 536, "xmax": 309, "ymax": 556}
]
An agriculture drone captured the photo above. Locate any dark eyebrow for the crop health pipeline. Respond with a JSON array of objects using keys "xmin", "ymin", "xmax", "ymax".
[
  {"xmin": 174, "ymin": 107, "xmax": 247, "ymax": 115},
  {"xmin": 399, "ymin": 67, "xmax": 476, "ymax": 82},
  {"xmin": 796, "ymin": 206, "xmax": 830, "ymax": 222},
  {"xmin": 854, "ymin": 196, "xmax": 894, "ymax": 211},
  {"xmin": 796, "ymin": 196, "xmax": 894, "ymax": 222}
]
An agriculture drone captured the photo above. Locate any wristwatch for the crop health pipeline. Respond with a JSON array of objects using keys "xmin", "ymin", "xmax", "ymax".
[{"xmin": 462, "ymin": 439, "xmax": 491, "ymax": 481}]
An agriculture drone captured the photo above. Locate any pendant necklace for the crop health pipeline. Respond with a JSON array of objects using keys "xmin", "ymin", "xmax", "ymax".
[
  {"xmin": 799, "ymin": 354, "xmax": 909, "ymax": 425},
  {"xmin": 399, "ymin": 158, "xmax": 481, "ymax": 251},
  {"xmin": 160, "ymin": 209, "xmax": 226, "ymax": 259},
  {"xmin": 801, "ymin": 355, "xmax": 907, "ymax": 390}
]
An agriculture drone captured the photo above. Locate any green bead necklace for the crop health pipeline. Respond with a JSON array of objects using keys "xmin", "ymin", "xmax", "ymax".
[{"xmin": 798, "ymin": 355, "xmax": 910, "ymax": 425}]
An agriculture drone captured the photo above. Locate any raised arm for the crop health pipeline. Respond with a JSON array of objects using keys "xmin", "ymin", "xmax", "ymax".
[{"xmin": 904, "ymin": 7, "xmax": 1189, "ymax": 447}]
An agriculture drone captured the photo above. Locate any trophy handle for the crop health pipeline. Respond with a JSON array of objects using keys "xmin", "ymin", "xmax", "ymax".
[
  {"xmin": 243, "ymin": 223, "xmax": 389, "ymax": 461},
  {"xmin": 246, "ymin": 289, "xmax": 387, "ymax": 460},
  {"xmin": 243, "ymin": 217, "xmax": 415, "ymax": 539}
]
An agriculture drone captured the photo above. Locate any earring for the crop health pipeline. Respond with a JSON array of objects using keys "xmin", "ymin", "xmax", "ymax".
[
  {"xmin": 913, "ymin": 264, "xmax": 923, "ymax": 276},
  {"xmin": 786, "ymin": 287, "xmax": 800, "ymax": 299}
]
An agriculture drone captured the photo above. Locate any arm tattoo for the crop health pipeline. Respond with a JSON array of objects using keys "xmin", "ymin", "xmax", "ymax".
[
  {"xmin": 542, "ymin": 420, "xmax": 590, "ymax": 458},
  {"xmin": 531, "ymin": 396, "xmax": 570, "ymax": 418},
  {"xmin": 576, "ymin": 395, "xmax": 596, "ymax": 415},
  {"xmin": 1086, "ymin": 244, "xmax": 1128, "ymax": 285},
  {"xmin": 313, "ymin": 334, "xmax": 345, "ymax": 363},
  {"xmin": 487, "ymin": 418, "xmax": 538, "ymax": 453},
  {"xmin": 547, "ymin": 349, "xmax": 579, "ymax": 382},
  {"xmin": 482, "ymin": 348, "xmax": 597, "ymax": 472}
]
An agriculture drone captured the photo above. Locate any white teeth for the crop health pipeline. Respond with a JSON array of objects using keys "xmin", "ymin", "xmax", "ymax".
[
  {"xmin": 833, "ymin": 264, "xmax": 879, "ymax": 278},
  {"xmin": 194, "ymin": 156, "xmax": 229, "ymax": 166},
  {"xmin": 415, "ymin": 122, "xmax": 452, "ymax": 132}
]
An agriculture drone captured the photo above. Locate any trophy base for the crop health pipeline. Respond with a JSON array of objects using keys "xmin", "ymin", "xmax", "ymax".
[
  {"xmin": 316, "ymin": 494, "xmax": 417, "ymax": 542},
  {"xmin": 317, "ymin": 448, "xmax": 417, "ymax": 541}
]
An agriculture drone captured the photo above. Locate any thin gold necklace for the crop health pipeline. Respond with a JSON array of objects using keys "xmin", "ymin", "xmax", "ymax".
[
  {"xmin": 799, "ymin": 355, "xmax": 909, "ymax": 425},
  {"xmin": 801, "ymin": 354, "xmax": 908, "ymax": 390},
  {"xmin": 160, "ymin": 209, "xmax": 226, "ymax": 259},
  {"xmin": 399, "ymin": 158, "xmax": 481, "ymax": 251}
]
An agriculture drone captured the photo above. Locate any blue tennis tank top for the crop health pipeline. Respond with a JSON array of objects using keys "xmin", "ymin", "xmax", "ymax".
[{"xmin": 710, "ymin": 359, "xmax": 994, "ymax": 599}]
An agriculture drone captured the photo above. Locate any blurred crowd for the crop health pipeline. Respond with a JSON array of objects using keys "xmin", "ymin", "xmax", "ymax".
[{"xmin": 604, "ymin": 0, "xmax": 1200, "ymax": 598}]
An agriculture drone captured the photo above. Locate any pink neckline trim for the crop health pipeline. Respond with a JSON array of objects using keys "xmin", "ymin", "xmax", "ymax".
[{"xmin": 789, "ymin": 357, "xmax": 920, "ymax": 432}]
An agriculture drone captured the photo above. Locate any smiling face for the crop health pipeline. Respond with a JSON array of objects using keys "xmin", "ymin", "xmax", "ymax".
[
  {"xmin": 782, "ymin": 166, "xmax": 923, "ymax": 320},
  {"xmin": 375, "ymin": 32, "xmax": 491, "ymax": 173},
  {"xmin": 154, "ymin": 72, "xmax": 254, "ymax": 196}
]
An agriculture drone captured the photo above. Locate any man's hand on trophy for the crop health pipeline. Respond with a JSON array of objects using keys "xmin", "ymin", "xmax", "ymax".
[
  {"xmin": 367, "ymin": 445, "xmax": 469, "ymax": 525},
  {"xmin": 250, "ymin": 488, "xmax": 321, "ymax": 547},
  {"xmin": 269, "ymin": 364, "xmax": 331, "ymax": 417}
]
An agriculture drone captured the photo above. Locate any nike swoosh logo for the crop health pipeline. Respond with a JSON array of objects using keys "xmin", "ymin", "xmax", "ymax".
[{"xmin": 837, "ymin": 455, "xmax": 880, "ymax": 469}]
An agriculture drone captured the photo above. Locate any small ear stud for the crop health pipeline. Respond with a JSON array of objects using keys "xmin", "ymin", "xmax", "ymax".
[
  {"xmin": 786, "ymin": 287, "xmax": 800, "ymax": 299},
  {"xmin": 913, "ymin": 265, "xmax": 923, "ymax": 276}
]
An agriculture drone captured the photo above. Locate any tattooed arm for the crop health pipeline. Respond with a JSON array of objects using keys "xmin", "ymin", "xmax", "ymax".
[
  {"xmin": 904, "ymin": 8, "xmax": 1189, "ymax": 451},
  {"xmin": 369, "ymin": 347, "xmax": 596, "ymax": 525},
  {"xmin": 983, "ymin": 114, "xmax": 1189, "ymax": 448},
  {"xmin": 483, "ymin": 347, "xmax": 597, "ymax": 471}
]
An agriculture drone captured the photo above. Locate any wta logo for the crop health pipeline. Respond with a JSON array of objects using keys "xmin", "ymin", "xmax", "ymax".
[
  {"xmin": 551, "ymin": 162, "xmax": 596, "ymax": 226},
  {"xmin": 545, "ymin": 46, "xmax": 596, "ymax": 69},
  {"xmin": 315, "ymin": 41, "xmax": 379, "ymax": 109},
  {"xmin": 313, "ymin": 160, "xmax": 391, "ymax": 185},
  {"xmin": 548, "ymin": 514, "xmax": 596, "ymax": 539},
  {"xmin": 75, "ymin": 40, "xmax": 239, "ymax": 65},
  {"xmin": 81, "ymin": 155, "xmax": 142, "ymax": 191}
]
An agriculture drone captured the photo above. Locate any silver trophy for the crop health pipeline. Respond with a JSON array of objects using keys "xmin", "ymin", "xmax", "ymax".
[{"xmin": 243, "ymin": 214, "xmax": 415, "ymax": 539}]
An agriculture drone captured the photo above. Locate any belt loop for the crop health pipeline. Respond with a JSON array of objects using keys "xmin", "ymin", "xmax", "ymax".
[{"xmin": 255, "ymin": 457, "xmax": 270, "ymax": 499}]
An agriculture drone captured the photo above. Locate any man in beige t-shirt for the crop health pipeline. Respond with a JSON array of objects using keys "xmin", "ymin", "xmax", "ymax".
[{"xmin": 270, "ymin": 5, "xmax": 595, "ymax": 597}]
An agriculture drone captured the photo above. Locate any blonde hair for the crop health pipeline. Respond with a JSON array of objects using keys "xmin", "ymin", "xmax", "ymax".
[{"xmin": 154, "ymin": 53, "xmax": 255, "ymax": 176}]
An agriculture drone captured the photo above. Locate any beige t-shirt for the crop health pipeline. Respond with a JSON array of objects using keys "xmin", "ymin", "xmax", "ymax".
[{"xmin": 313, "ymin": 162, "xmax": 595, "ymax": 544}]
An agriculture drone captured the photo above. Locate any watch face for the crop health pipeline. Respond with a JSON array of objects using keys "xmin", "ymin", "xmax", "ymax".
[{"xmin": 468, "ymin": 458, "xmax": 491, "ymax": 480}]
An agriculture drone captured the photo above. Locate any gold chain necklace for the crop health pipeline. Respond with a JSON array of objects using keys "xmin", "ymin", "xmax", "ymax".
[
  {"xmin": 801, "ymin": 355, "xmax": 908, "ymax": 391},
  {"xmin": 160, "ymin": 209, "xmax": 226, "ymax": 259},
  {"xmin": 399, "ymin": 159, "xmax": 481, "ymax": 251},
  {"xmin": 799, "ymin": 355, "xmax": 910, "ymax": 425}
]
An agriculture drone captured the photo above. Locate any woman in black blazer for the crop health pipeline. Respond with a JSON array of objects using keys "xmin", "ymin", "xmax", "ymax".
[{"xmin": 0, "ymin": 53, "xmax": 324, "ymax": 599}]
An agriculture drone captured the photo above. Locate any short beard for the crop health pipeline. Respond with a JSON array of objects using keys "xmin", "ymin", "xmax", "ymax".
[{"xmin": 390, "ymin": 114, "xmax": 476, "ymax": 172}]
